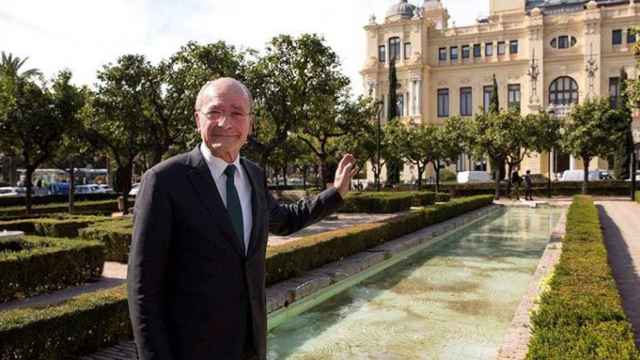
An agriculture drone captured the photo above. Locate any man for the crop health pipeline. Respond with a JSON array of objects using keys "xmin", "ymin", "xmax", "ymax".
[
  {"xmin": 524, "ymin": 170, "xmax": 533, "ymax": 201},
  {"xmin": 127, "ymin": 78, "xmax": 358, "ymax": 360},
  {"xmin": 510, "ymin": 168, "xmax": 521, "ymax": 201}
]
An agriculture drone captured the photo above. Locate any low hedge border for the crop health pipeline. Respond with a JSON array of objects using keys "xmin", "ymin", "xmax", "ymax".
[
  {"xmin": 443, "ymin": 181, "xmax": 632, "ymax": 198},
  {"xmin": 0, "ymin": 200, "xmax": 122, "ymax": 219},
  {"xmin": 636, "ymin": 191, "xmax": 639, "ymax": 204},
  {"xmin": 0, "ymin": 193, "xmax": 118, "ymax": 208},
  {"xmin": 0, "ymin": 285, "xmax": 130, "ymax": 360},
  {"xmin": 340, "ymin": 191, "xmax": 438, "ymax": 213},
  {"xmin": 0, "ymin": 236, "xmax": 105, "ymax": 303},
  {"xmin": 78, "ymin": 218, "xmax": 133, "ymax": 263},
  {"xmin": 340, "ymin": 192, "xmax": 414, "ymax": 213},
  {"xmin": 526, "ymin": 196, "xmax": 640, "ymax": 359},
  {"xmin": 0, "ymin": 215, "xmax": 111, "ymax": 238},
  {"xmin": 265, "ymin": 194, "xmax": 494, "ymax": 286},
  {"xmin": 435, "ymin": 192, "xmax": 450, "ymax": 203}
]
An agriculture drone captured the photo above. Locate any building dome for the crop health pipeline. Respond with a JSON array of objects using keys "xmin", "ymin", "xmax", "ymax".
[{"xmin": 386, "ymin": 0, "xmax": 416, "ymax": 20}]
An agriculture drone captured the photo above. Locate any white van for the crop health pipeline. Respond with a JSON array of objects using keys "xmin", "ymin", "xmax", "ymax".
[
  {"xmin": 560, "ymin": 170, "xmax": 603, "ymax": 182},
  {"xmin": 457, "ymin": 171, "xmax": 492, "ymax": 184}
]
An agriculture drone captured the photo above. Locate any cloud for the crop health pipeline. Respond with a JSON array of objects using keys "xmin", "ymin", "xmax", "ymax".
[{"xmin": 0, "ymin": 0, "xmax": 487, "ymax": 93}]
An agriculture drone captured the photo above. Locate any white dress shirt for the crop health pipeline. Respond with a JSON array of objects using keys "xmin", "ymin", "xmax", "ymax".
[{"xmin": 200, "ymin": 143, "xmax": 253, "ymax": 254}]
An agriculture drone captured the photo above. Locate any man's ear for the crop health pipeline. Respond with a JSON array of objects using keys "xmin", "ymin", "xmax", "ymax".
[{"xmin": 194, "ymin": 112, "xmax": 201, "ymax": 131}]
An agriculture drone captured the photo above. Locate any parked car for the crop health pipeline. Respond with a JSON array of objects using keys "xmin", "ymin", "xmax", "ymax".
[
  {"xmin": 48, "ymin": 182, "xmax": 70, "ymax": 196},
  {"xmin": 75, "ymin": 184, "xmax": 103, "ymax": 194},
  {"xmin": 457, "ymin": 171, "xmax": 492, "ymax": 184},
  {"xmin": 559, "ymin": 169, "xmax": 605, "ymax": 182},
  {"xmin": 129, "ymin": 183, "xmax": 140, "ymax": 196},
  {"xmin": 96, "ymin": 184, "xmax": 115, "ymax": 193},
  {"xmin": 0, "ymin": 187, "xmax": 26, "ymax": 197}
]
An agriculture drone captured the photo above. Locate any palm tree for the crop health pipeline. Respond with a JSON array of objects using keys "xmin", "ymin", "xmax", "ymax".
[{"xmin": 0, "ymin": 52, "xmax": 41, "ymax": 79}]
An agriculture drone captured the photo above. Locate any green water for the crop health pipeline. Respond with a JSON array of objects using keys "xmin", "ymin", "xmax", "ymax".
[{"xmin": 267, "ymin": 207, "xmax": 561, "ymax": 360}]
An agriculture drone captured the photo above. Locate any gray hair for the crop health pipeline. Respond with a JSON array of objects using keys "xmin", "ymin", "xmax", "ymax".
[{"xmin": 194, "ymin": 78, "xmax": 253, "ymax": 113}]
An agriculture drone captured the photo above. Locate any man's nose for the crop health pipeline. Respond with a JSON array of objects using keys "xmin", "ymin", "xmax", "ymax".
[{"xmin": 217, "ymin": 115, "xmax": 232, "ymax": 128}]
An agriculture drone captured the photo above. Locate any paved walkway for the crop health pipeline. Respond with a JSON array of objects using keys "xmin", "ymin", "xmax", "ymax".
[{"xmin": 597, "ymin": 200, "xmax": 640, "ymax": 348}]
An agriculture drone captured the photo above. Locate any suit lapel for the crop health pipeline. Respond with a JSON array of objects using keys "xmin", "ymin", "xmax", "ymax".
[
  {"xmin": 185, "ymin": 147, "xmax": 245, "ymax": 258},
  {"xmin": 241, "ymin": 158, "xmax": 263, "ymax": 259}
]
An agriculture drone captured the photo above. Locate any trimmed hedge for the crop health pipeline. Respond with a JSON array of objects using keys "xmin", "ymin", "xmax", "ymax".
[
  {"xmin": 0, "ymin": 236, "xmax": 105, "ymax": 303},
  {"xmin": 340, "ymin": 191, "xmax": 437, "ymax": 213},
  {"xmin": 636, "ymin": 191, "xmax": 640, "ymax": 204},
  {"xmin": 435, "ymin": 192, "xmax": 450, "ymax": 203},
  {"xmin": 340, "ymin": 192, "xmax": 414, "ymax": 213},
  {"xmin": 78, "ymin": 218, "xmax": 133, "ymax": 263},
  {"xmin": 0, "ymin": 193, "xmax": 118, "ymax": 208},
  {"xmin": 0, "ymin": 215, "xmax": 111, "ymax": 238},
  {"xmin": 265, "ymin": 194, "xmax": 494, "ymax": 286},
  {"xmin": 526, "ymin": 196, "xmax": 640, "ymax": 359},
  {"xmin": 0, "ymin": 200, "xmax": 122, "ymax": 219},
  {"xmin": 0, "ymin": 285, "xmax": 130, "ymax": 360},
  {"xmin": 443, "ymin": 181, "xmax": 632, "ymax": 198}
]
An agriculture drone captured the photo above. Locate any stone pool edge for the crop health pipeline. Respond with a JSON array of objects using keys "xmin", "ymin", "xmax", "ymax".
[
  {"xmin": 495, "ymin": 205, "xmax": 568, "ymax": 360},
  {"xmin": 265, "ymin": 203, "xmax": 502, "ymax": 320}
]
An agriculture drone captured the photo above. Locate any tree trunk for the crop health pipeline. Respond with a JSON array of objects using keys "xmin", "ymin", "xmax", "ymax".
[
  {"xmin": 318, "ymin": 156, "xmax": 331, "ymax": 190},
  {"xmin": 507, "ymin": 163, "xmax": 513, "ymax": 196},
  {"xmin": 302, "ymin": 166, "xmax": 308, "ymax": 190},
  {"xmin": 25, "ymin": 167, "xmax": 34, "ymax": 214},
  {"xmin": 416, "ymin": 164, "xmax": 423, "ymax": 190},
  {"xmin": 115, "ymin": 163, "xmax": 133, "ymax": 215},
  {"xmin": 68, "ymin": 168, "xmax": 76, "ymax": 214},
  {"xmin": 435, "ymin": 160, "xmax": 441, "ymax": 195},
  {"xmin": 282, "ymin": 167, "xmax": 288, "ymax": 187},
  {"xmin": 374, "ymin": 164, "xmax": 381, "ymax": 192},
  {"xmin": 582, "ymin": 156, "xmax": 590, "ymax": 195}
]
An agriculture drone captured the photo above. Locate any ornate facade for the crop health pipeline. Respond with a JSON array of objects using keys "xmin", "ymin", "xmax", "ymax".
[{"xmin": 362, "ymin": 0, "xmax": 640, "ymax": 183}]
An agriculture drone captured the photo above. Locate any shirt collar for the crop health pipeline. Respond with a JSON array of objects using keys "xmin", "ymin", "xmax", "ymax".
[{"xmin": 200, "ymin": 142, "xmax": 242, "ymax": 181}]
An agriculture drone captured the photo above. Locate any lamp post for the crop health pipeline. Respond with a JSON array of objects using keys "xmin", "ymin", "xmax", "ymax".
[
  {"xmin": 375, "ymin": 100, "xmax": 384, "ymax": 192},
  {"xmin": 632, "ymin": 109, "xmax": 640, "ymax": 201},
  {"xmin": 547, "ymin": 106, "xmax": 556, "ymax": 199}
]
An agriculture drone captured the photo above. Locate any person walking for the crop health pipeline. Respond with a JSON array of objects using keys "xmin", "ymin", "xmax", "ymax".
[
  {"xmin": 511, "ymin": 169, "xmax": 521, "ymax": 200},
  {"xmin": 524, "ymin": 170, "xmax": 534, "ymax": 201}
]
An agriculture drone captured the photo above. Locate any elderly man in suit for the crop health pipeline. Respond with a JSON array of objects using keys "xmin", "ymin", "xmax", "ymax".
[{"xmin": 127, "ymin": 77, "xmax": 358, "ymax": 360}]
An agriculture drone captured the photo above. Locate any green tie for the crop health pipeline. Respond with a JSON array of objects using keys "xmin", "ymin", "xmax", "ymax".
[{"xmin": 224, "ymin": 165, "xmax": 245, "ymax": 253}]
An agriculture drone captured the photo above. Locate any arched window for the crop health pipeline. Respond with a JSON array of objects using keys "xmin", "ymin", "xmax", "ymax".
[{"xmin": 549, "ymin": 76, "xmax": 579, "ymax": 105}]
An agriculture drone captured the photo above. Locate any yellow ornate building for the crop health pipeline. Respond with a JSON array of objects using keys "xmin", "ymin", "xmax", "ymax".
[{"xmin": 362, "ymin": 0, "xmax": 639, "ymax": 183}]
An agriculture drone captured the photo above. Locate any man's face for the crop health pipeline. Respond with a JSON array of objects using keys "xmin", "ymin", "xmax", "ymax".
[{"xmin": 194, "ymin": 84, "xmax": 251, "ymax": 158}]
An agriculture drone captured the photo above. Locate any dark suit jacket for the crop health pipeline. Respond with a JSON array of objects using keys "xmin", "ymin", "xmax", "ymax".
[{"xmin": 127, "ymin": 146, "xmax": 343, "ymax": 360}]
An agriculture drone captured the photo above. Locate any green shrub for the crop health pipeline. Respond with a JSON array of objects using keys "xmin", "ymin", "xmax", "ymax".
[
  {"xmin": 0, "ymin": 200, "xmax": 123, "ymax": 219},
  {"xmin": 0, "ymin": 285, "xmax": 130, "ymax": 360},
  {"xmin": 526, "ymin": 196, "xmax": 640, "ymax": 359},
  {"xmin": 444, "ymin": 181, "xmax": 631, "ymax": 198},
  {"xmin": 636, "ymin": 191, "xmax": 639, "ymax": 204},
  {"xmin": 0, "ymin": 236, "xmax": 105, "ymax": 303},
  {"xmin": 79, "ymin": 218, "xmax": 133, "ymax": 263},
  {"xmin": 340, "ymin": 192, "xmax": 415, "ymax": 213},
  {"xmin": 411, "ymin": 191, "xmax": 437, "ymax": 207},
  {"xmin": 0, "ymin": 215, "xmax": 110, "ymax": 238},
  {"xmin": 265, "ymin": 195, "xmax": 494, "ymax": 286},
  {"xmin": 435, "ymin": 192, "xmax": 451, "ymax": 203}
]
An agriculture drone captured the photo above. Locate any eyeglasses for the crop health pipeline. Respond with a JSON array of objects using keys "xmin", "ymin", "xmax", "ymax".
[{"xmin": 199, "ymin": 109, "xmax": 250, "ymax": 121}]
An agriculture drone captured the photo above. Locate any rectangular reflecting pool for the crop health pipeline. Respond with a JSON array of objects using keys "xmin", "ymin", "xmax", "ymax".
[{"xmin": 267, "ymin": 207, "xmax": 562, "ymax": 360}]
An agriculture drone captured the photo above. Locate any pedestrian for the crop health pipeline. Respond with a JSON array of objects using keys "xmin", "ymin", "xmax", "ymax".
[
  {"xmin": 524, "ymin": 170, "xmax": 533, "ymax": 201},
  {"xmin": 511, "ymin": 168, "xmax": 521, "ymax": 200}
]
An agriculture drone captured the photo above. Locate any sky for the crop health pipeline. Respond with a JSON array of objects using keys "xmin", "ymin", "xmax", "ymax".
[{"xmin": 1, "ymin": 0, "xmax": 489, "ymax": 95}]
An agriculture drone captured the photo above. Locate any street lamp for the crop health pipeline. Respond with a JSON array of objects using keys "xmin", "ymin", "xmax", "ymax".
[
  {"xmin": 375, "ymin": 100, "xmax": 384, "ymax": 192},
  {"xmin": 547, "ymin": 106, "xmax": 556, "ymax": 199},
  {"xmin": 632, "ymin": 110, "xmax": 640, "ymax": 201}
]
